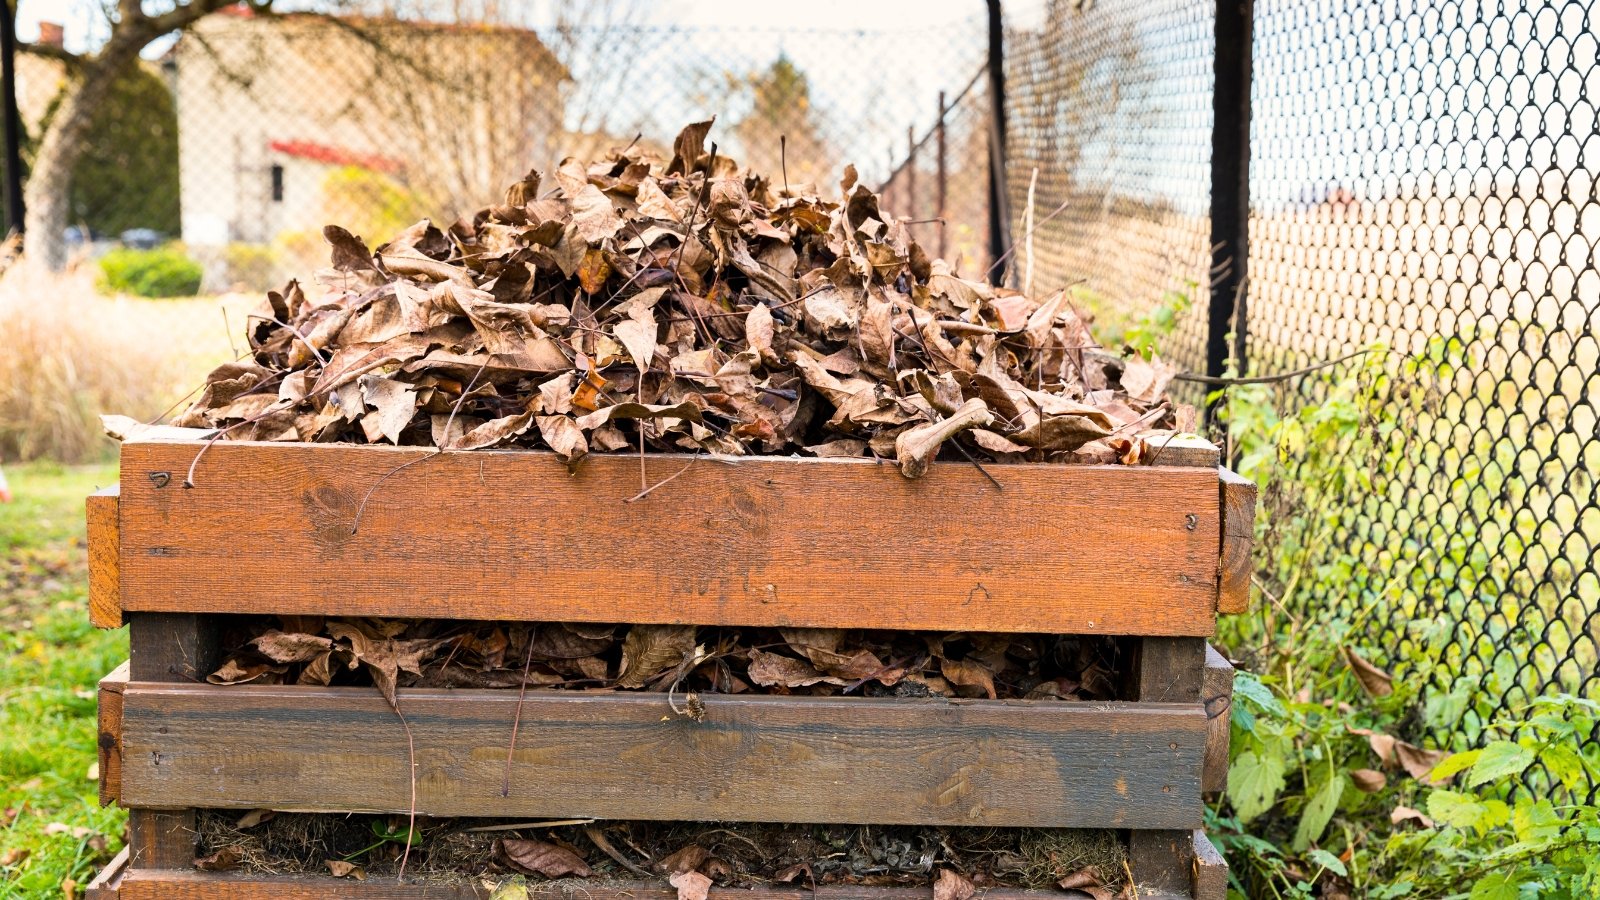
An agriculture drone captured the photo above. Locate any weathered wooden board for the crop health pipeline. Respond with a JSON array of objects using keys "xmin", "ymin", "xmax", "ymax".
[
  {"xmin": 1191, "ymin": 830, "xmax": 1228, "ymax": 900},
  {"xmin": 1217, "ymin": 468, "xmax": 1257, "ymax": 614},
  {"xmin": 87, "ymin": 486, "xmax": 122, "ymax": 629},
  {"xmin": 115, "ymin": 439, "xmax": 1224, "ymax": 635},
  {"xmin": 1127, "ymin": 638, "xmax": 1206, "ymax": 894},
  {"xmin": 124, "ymin": 614, "xmax": 219, "ymax": 871},
  {"xmin": 1202, "ymin": 646, "xmax": 1234, "ymax": 793},
  {"xmin": 98, "ymin": 661, "xmax": 128, "ymax": 807},
  {"xmin": 119, "ymin": 683, "xmax": 1206, "ymax": 829},
  {"xmin": 111, "ymin": 871, "xmax": 1188, "ymax": 900},
  {"xmin": 85, "ymin": 847, "xmax": 127, "ymax": 899}
]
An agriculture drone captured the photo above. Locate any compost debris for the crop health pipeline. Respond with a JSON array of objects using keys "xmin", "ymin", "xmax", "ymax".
[{"xmin": 161, "ymin": 120, "xmax": 1189, "ymax": 476}]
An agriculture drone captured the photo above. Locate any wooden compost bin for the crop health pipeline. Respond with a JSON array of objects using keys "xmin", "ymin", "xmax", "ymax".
[{"xmin": 85, "ymin": 435, "xmax": 1255, "ymax": 900}]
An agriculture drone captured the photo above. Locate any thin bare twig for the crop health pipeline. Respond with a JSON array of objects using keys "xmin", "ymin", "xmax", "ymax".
[
  {"xmin": 625, "ymin": 452, "xmax": 699, "ymax": 503},
  {"xmin": 1173, "ymin": 348, "xmax": 1377, "ymax": 385},
  {"xmin": 501, "ymin": 634, "xmax": 538, "ymax": 798}
]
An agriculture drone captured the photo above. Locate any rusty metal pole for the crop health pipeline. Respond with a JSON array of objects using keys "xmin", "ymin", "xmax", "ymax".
[
  {"xmin": 906, "ymin": 125, "xmax": 917, "ymax": 226},
  {"xmin": 936, "ymin": 90, "xmax": 948, "ymax": 261}
]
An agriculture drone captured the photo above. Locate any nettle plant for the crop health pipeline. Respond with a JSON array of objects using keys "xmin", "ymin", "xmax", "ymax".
[{"xmin": 1202, "ymin": 339, "xmax": 1600, "ymax": 898}]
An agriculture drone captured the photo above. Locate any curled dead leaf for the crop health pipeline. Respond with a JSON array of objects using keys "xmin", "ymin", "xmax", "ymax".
[{"xmin": 499, "ymin": 838, "xmax": 592, "ymax": 878}]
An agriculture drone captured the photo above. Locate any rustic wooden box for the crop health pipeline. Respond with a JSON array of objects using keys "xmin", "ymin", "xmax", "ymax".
[{"xmin": 87, "ymin": 437, "xmax": 1253, "ymax": 900}]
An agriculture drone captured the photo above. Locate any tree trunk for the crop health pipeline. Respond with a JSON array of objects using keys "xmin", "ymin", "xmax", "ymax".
[{"xmin": 24, "ymin": 38, "xmax": 144, "ymax": 273}]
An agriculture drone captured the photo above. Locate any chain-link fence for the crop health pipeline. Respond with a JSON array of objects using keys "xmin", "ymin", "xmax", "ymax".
[
  {"xmin": 992, "ymin": 0, "xmax": 1599, "ymax": 780},
  {"xmin": 1248, "ymin": 0, "xmax": 1600, "ymax": 759}
]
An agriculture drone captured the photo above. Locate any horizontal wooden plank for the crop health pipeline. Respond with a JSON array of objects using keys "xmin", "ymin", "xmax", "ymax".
[
  {"xmin": 114, "ymin": 871, "xmax": 1186, "ymax": 900},
  {"xmin": 87, "ymin": 486, "xmax": 122, "ymax": 629},
  {"xmin": 116, "ymin": 440, "xmax": 1221, "ymax": 635},
  {"xmin": 99, "ymin": 661, "xmax": 129, "ymax": 808},
  {"xmin": 120, "ymin": 683, "xmax": 1206, "ymax": 830},
  {"xmin": 1217, "ymin": 467, "xmax": 1257, "ymax": 615},
  {"xmin": 85, "ymin": 847, "xmax": 127, "ymax": 899},
  {"xmin": 1191, "ymin": 830, "xmax": 1228, "ymax": 900}
]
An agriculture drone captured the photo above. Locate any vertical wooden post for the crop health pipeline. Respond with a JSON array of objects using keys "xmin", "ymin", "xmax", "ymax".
[
  {"xmin": 1127, "ymin": 637, "xmax": 1205, "ymax": 895},
  {"xmin": 125, "ymin": 613, "xmax": 218, "ymax": 870},
  {"xmin": 936, "ymin": 90, "xmax": 948, "ymax": 261}
]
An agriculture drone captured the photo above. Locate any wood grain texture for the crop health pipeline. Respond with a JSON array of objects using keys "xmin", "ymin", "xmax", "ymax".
[
  {"xmin": 1191, "ymin": 830, "xmax": 1228, "ymax": 900},
  {"xmin": 1202, "ymin": 646, "xmax": 1234, "ymax": 794},
  {"xmin": 1217, "ymin": 467, "xmax": 1257, "ymax": 614},
  {"xmin": 87, "ymin": 486, "xmax": 122, "ymax": 629},
  {"xmin": 116, "ymin": 440, "xmax": 1222, "ymax": 636},
  {"xmin": 125, "ymin": 615, "xmax": 218, "ymax": 871},
  {"xmin": 113, "ymin": 872, "xmax": 1181, "ymax": 900},
  {"xmin": 1128, "ymin": 638, "xmax": 1206, "ymax": 894},
  {"xmin": 118, "ymin": 683, "xmax": 1206, "ymax": 830},
  {"xmin": 127, "ymin": 810, "xmax": 197, "ymax": 870},
  {"xmin": 98, "ymin": 661, "xmax": 129, "ymax": 808},
  {"xmin": 85, "ymin": 846, "xmax": 127, "ymax": 899},
  {"xmin": 1146, "ymin": 434, "xmax": 1222, "ymax": 469}
]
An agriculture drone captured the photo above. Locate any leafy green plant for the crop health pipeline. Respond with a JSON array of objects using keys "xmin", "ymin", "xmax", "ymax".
[
  {"xmin": 97, "ymin": 245, "xmax": 203, "ymax": 298},
  {"xmin": 1203, "ymin": 336, "xmax": 1600, "ymax": 898}
]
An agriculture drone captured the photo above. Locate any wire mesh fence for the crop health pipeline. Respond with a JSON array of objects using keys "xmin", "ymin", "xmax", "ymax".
[
  {"xmin": 1247, "ymin": 0, "xmax": 1600, "ymax": 763},
  {"xmin": 5, "ymin": 0, "xmax": 1598, "ymax": 791},
  {"xmin": 999, "ymin": 0, "xmax": 1217, "ymax": 385}
]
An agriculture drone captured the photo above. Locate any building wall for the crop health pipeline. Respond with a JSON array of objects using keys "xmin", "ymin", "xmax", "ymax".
[{"xmin": 174, "ymin": 13, "xmax": 567, "ymax": 256}]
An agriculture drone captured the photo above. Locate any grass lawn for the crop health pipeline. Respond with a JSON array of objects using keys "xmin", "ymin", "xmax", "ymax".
[{"xmin": 1, "ymin": 461, "xmax": 127, "ymax": 899}]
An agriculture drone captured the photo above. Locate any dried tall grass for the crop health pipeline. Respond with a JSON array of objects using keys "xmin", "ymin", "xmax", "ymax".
[{"xmin": 0, "ymin": 265, "xmax": 241, "ymax": 462}]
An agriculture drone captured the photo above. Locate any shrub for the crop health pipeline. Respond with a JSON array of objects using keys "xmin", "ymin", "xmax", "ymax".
[
  {"xmin": 0, "ymin": 268, "xmax": 178, "ymax": 462},
  {"xmin": 222, "ymin": 242, "xmax": 281, "ymax": 292},
  {"xmin": 98, "ymin": 245, "xmax": 203, "ymax": 298}
]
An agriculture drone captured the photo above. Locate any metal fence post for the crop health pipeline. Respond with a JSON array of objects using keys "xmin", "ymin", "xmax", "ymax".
[
  {"xmin": 1206, "ymin": 0, "xmax": 1254, "ymax": 411},
  {"xmin": 936, "ymin": 90, "xmax": 948, "ymax": 261},
  {"xmin": 986, "ymin": 0, "xmax": 1009, "ymax": 283},
  {"xmin": 906, "ymin": 125, "xmax": 917, "ymax": 224},
  {"xmin": 0, "ymin": 3, "xmax": 24, "ymax": 236}
]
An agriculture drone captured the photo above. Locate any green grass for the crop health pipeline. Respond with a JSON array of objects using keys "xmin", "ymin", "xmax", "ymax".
[{"xmin": 0, "ymin": 462, "xmax": 127, "ymax": 898}]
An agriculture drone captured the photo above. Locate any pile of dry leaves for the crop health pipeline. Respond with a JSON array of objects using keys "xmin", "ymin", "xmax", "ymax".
[
  {"xmin": 208, "ymin": 617, "xmax": 1123, "ymax": 706},
  {"xmin": 170, "ymin": 119, "xmax": 1187, "ymax": 476},
  {"xmin": 195, "ymin": 812, "xmax": 1133, "ymax": 899}
]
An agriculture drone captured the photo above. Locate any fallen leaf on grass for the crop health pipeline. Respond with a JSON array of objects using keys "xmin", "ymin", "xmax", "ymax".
[
  {"xmin": 1390, "ymin": 805, "xmax": 1435, "ymax": 828},
  {"xmin": 499, "ymin": 838, "xmax": 592, "ymax": 878},
  {"xmin": 1350, "ymin": 769, "xmax": 1387, "ymax": 792}
]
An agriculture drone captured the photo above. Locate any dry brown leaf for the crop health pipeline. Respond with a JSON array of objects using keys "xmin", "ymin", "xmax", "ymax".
[
  {"xmin": 499, "ymin": 838, "xmax": 592, "ymax": 878},
  {"xmin": 1396, "ymin": 742, "xmax": 1450, "ymax": 784},
  {"xmin": 1390, "ymin": 805, "xmax": 1436, "ymax": 828},
  {"xmin": 934, "ymin": 868, "xmax": 976, "ymax": 900},
  {"xmin": 194, "ymin": 846, "xmax": 241, "ymax": 872},
  {"xmin": 659, "ymin": 844, "xmax": 709, "ymax": 875},
  {"xmin": 325, "ymin": 860, "xmax": 365, "ymax": 880},
  {"xmin": 746, "ymin": 650, "xmax": 833, "ymax": 688},
  {"xmin": 669, "ymin": 869, "xmax": 713, "ymax": 900},
  {"xmin": 940, "ymin": 657, "xmax": 997, "ymax": 699},
  {"xmin": 250, "ymin": 630, "xmax": 334, "ymax": 664},
  {"xmin": 1344, "ymin": 646, "xmax": 1394, "ymax": 697},
  {"xmin": 1350, "ymin": 768, "xmax": 1388, "ymax": 792},
  {"xmin": 617, "ymin": 625, "xmax": 697, "ymax": 689}
]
